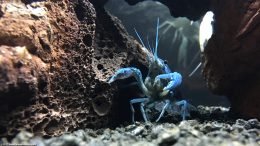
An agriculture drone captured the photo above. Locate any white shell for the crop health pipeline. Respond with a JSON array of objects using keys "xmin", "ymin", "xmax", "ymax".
[{"xmin": 199, "ymin": 11, "xmax": 214, "ymax": 52}]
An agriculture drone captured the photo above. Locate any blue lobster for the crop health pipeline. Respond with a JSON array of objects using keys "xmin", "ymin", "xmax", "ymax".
[{"xmin": 108, "ymin": 18, "xmax": 191, "ymax": 123}]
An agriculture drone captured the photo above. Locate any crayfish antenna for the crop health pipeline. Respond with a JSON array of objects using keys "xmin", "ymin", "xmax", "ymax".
[
  {"xmin": 146, "ymin": 36, "xmax": 153, "ymax": 54},
  {"xmin": 134, "ymin": 28, "xmax": 153, "ymax": 62},
  {"xmin": 134, "ymin": 28, "xmax": 146, "ymax": 48},
  {"xmin": 154, "ymin": 18, "xmax": 160, "ymax": 59},
  {"xmin": 188, "ymin": 62, "xmax": 202, "ymax": 77}
]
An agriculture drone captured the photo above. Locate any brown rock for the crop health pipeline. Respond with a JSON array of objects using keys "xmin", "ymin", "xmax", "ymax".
[
  {"xmin": 0, "ymin": 0, "xmax": 147, "ymax": 138},
  {"xmin": 202, "ymin": 0, "xmax": 260, "ymax": 119}
]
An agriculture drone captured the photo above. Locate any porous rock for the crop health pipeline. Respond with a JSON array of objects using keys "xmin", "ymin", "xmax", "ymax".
[{"xmin": 0, "ymin": 0, "xmax": 147, "ymax": 138}]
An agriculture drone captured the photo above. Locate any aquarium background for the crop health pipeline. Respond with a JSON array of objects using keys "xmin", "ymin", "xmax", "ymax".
[{"xmin": 105, "ymin": 0, "xmax": 229, "ymax": 107}]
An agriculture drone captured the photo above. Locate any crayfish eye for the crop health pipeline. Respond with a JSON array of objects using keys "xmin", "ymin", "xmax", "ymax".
[{"xmin": 164, "ymin": 60, "xmax": 168, "ymax": 64}]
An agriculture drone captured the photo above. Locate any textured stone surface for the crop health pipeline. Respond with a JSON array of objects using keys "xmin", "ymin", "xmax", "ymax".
[
  {"xmin": 2, "ymin": 106, "xmax": 260, "ymax": 146},
  {"xmin": 0, "ymin": 0, "xmax": 147, "ymax": 138},
  {"xmin": 202, "ymin": 0, "xmax": 260, "ymax": 119}
]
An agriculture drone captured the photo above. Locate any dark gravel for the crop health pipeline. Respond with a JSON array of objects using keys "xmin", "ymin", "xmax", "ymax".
[{"xmin": 1, "ymin": 106, "xmax": 260, "ymax": 146}]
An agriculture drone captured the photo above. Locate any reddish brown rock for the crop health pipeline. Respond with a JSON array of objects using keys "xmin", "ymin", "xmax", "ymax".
[
  {"xmin": 203, "ymin": 0, "xmax": 260, "ymax": 119},
  {"xmin": 0, "ymin": 0, "xmax": 147, "ymax": 138}
]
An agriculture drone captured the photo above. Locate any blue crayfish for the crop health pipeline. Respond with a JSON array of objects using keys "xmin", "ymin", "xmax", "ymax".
[{"xmin": 108, "ymin": 18, "xmax": 192, "ymax": 123}]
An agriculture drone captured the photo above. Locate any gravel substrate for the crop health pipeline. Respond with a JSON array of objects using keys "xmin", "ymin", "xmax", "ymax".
[{"xmin": 1, "ymin": 106, "xmax": 260, "ymax": 146}]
